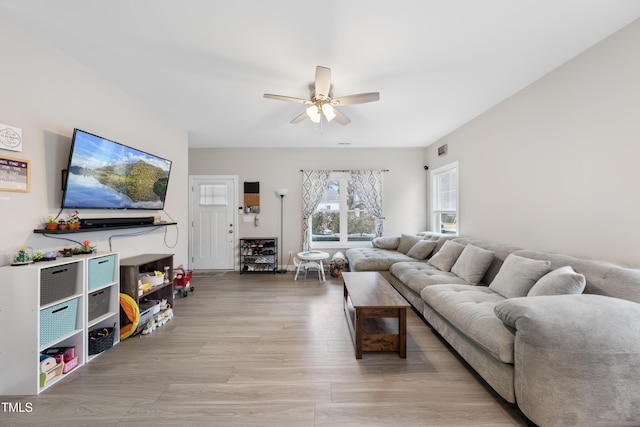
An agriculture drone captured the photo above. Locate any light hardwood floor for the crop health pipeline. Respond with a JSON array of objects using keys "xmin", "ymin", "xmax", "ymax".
[{"xmin": 5, "ymin": 272, "xmax": 529, "ymax": 426}]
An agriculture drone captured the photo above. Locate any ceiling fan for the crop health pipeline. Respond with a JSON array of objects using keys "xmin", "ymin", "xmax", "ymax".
[{"xmin": 264, "ymin": 66, "xmax": 380, "ymax": 125}]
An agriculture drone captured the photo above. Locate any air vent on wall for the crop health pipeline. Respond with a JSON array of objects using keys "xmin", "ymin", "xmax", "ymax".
[{"xmin": 438, "ymin": 144, "xmax": 448, "ymax": 156}]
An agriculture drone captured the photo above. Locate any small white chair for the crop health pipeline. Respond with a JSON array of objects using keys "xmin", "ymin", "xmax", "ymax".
[{"xmin": 293, "ymin": 257, "xmax": 322, "ymax": 281}]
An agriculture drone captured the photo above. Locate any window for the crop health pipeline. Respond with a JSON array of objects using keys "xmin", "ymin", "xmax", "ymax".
[
  {"xmin": 432, "ymin": 162, "xmax": 458, "ymax": 235},
  {"xmin": 199, "ymin": 184, "xmax": 227, "ymax": 206},
  {"xmin": 311, "ymin": 173, "xmax": 377, "ymax": 245}
]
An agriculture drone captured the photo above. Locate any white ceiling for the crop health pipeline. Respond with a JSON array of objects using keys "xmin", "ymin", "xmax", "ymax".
[{"xmin": 1, "ymin": 1, "xmax": 639, "ymax": 148}]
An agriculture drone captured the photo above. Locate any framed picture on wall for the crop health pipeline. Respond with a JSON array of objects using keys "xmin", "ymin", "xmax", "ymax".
[{"xmin": 0, "ymin": 155, "xmax": 30, "ymax": 192}]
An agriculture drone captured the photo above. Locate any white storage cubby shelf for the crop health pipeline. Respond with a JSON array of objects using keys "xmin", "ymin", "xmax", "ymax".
[{"xmin": 0, "ymin": 252, "xmax": 120, "ymax": 395}]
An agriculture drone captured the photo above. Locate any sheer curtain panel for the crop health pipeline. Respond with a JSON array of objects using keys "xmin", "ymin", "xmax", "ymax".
[
  {"xmin": 350, "ymin": 169, "xmax": 384, "ymax": 237},
  {"xmin": 301, "ymin": 170, "xmax": 331, "ymax": 251}
]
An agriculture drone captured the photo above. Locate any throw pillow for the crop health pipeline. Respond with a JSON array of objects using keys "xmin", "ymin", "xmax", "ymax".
[
  {"xmin": 489, "ymin": 254, "xmax": 551, "ymax": 298},
  {"xmin": 397, "ymin": 234, "xmax": 421, "ymax": 254},
  {"xmin": 372, "ymin": 236, "xmax": 400, "ymax": 249},
  {"xmin": 428, "ymin": 240, "xmax": 465, "ymax": 272},
  {"xmin": 406, "ymin": 240, "xmax": 438, "ymax": 260},
  {"xmin": 528, "ymin": 266, "xmax": 586, "ymax": 296},
  {"xmin": 451, "ymin": 244, "xmax": 495, "ymax": 285}
]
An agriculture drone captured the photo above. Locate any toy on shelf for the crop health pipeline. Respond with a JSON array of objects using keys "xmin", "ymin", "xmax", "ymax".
[
  {"xmin": 141, "ymin": 301, "xmax": 173, "ymax": 335},
  {"xmin": 39, "ymin": 355, "xmax": 62, "ymax": 387},
  {"xmin": 172, "ymin": 264, "xmax": 194, "ymax": 297},
  {"xmin": 39, "ymin": 346, "xmax": 77, "ymax": 387},
  {"xmin": 141, "ymin": 318, "xmax": 156, "ymax": 335},
  {"xmin": 42, "ymin": 347, "xmax": 78, "ymax": 373}
]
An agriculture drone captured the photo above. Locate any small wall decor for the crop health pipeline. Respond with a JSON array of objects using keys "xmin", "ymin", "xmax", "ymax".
[
  {"xmin": 243, "ymin": 181, "xmax": 260, "ymax": 213},
  {"xmin": 0, "ymin": 123, "xmax": 23, "ymax": 152},
  {"xmin": 0, "ymin": 155, "xmax": 30, "ymax": 192}
]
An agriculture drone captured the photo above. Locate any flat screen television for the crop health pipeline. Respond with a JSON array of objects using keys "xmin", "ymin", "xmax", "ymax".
[{"xmin": 61, "ymin": 129, "xmax": 172, "ymax": 210}]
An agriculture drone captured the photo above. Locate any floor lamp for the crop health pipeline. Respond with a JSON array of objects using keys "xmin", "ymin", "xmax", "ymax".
[{"xmin": 275, "ymin": 188, "xmax": 288, "ymax": 273}]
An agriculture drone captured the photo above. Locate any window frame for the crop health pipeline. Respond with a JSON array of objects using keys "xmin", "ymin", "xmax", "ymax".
[{"xmin": 431, "ymin": 161, "xmax": 459, "ymax": 235}]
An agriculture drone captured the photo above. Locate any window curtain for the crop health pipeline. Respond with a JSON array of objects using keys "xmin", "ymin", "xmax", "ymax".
[
  {"xmin": 301, "ymin": 170, "xmax": 331, "ymax": 251},
  {"xmin": 350, "ymin": 169, "xmax": 384, "ymax": 237}
]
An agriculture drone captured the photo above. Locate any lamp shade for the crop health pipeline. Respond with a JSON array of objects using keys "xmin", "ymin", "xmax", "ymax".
[
  {"xmin": 306, "ymin": 105, "xmax": 321, "ymax": 123},
  {"xmin": 275, "ymin": 188, "xmax": 288, "ymax": 197},
  {"xmin": 322, "ymin": 104, "xmax": 336, "ymax": 121}
]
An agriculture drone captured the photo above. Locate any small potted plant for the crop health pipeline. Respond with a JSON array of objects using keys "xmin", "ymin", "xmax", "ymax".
[
  {"xmin": 82, "ymin": 240, "xmax": 95, "ymax": 254},
  {"xmin": 12, "ymin": 247, "xmax": 33, "ymax": 265},
  {"xmin": 67, "ymin": 210, "xmax": 80, "ymax": 230},
  {"xmin": 45, "ymin": 216, "xmax": 58, "ymax": 230},
  {"xmin": 32, "ymin": 250, "xmax": 44, "ymax": 262},
  {"xmin": 60, "ymin": 247, "xmax": 74, "ymax": 257},
  {"xmin": 58, "ymin": 219, "xmax": 67, "ymax": 230}
]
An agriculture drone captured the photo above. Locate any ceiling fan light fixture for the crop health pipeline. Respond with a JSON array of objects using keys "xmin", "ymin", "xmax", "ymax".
[
  {"xmin": 322, "ymin": 103, "xmax": 336, "ymax": 121},
  {"xmin": 264, "ymin": 66, "xmax": 379, "ymax": 126},
  {"xmin": 306, "ymin": 105, "xmax": 321, "ymax": 123}
]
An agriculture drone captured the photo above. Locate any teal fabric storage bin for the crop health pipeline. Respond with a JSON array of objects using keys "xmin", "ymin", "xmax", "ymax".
[
  {"xmin": 40, "ymin": 297, "xmax": 79, "ymax": 347},
  {"xmin": 88, "ymin": 255, "xmax": 116, "ymax": 291}
]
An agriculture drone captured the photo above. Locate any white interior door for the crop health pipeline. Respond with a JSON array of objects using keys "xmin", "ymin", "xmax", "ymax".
[{"xmin": 190, "ymin": 176, "xmax": 237, "ymax": 270}]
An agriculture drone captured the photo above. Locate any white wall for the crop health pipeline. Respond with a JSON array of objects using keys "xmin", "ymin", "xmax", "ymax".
[
  {"xmin": 0, "ymin": 17, "xmax": 189, "ymax": 266},
  {"xmin": 426, "ymin": 19, "xmax": 640, "ymax": 267},
  {"xmin": 189, "ymin": 147, "xmax": 429, "ymax": 265}
]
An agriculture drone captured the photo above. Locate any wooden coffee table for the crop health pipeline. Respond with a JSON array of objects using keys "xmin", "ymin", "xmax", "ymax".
[{"xmin": 342, "ymin": 272, "xmax": 411, "ymax": 359}]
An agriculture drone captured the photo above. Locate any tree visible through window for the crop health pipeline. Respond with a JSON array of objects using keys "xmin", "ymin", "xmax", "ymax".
[
  {"xmin": 311, "ymin": 175, "xmax": 376, "ymax": 243},
  {"xmin": 432, "ymin": 162, "xmax": 458, "ymax": 234}
]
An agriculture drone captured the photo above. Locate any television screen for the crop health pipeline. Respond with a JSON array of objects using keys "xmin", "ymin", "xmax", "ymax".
[{"xmin": 61, "ymin": 129, "xmax": 172, "ymax": 210}]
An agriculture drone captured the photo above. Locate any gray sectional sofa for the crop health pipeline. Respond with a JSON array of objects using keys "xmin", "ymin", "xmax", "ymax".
[{"xmin": 345, "ymin": 232, "xmax": 640, "ymax": 427}]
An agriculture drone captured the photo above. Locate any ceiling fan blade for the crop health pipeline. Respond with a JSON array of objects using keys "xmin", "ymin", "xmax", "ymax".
[
  {"xmin": 333, "ymin": 108, "xmax": 351, "ymax": 125},
  {"xmin": 290, "ymin": 110, "xmax": 309, "ymax": 124},
  {"xmin": 331, "ymin": 92, "xmax": 380, "ymax": 105},
  {"xmin": 264, "ymin": 93, "xmax": 311, "ymax": 104},
  {"xmin": 314, "ymin": 66, "xmax": 331, "ymax": 100}
]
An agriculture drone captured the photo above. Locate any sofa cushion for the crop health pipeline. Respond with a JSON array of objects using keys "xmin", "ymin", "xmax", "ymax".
[
  {"xmin": 372, "ymin": 236, "xmax": 400, "ymax": 249},
  {"xmin": 528, "ymin": 266, "xmax": 586, "ymax": 296},
  {"xmin": 452, "ymin": 238, "xmax": 521, "ymax": 285},
  {"xmin": 451, "ymin": 244, "xmax": 495, "ymax": 285},
  {"xmin": 428, "ymin": 240, "xmax": 465, "ymax": 272},
  {"xmin": 407, "ymin": 240, "xmax": 437, "ymax": 260},
  {"xmin": 345, "ymin": 247, "xmax": 416, "ymax": 272},
  {"xmin": 390, "ymin": 262, "xmax": 470, "ymax": 295},
  {"xmin": 421, "ymin": 284, "xmax": 515, "ymax": 363},
  {"xmin": 513, "ymin": 249, "xmax": 640, "ymax": 304},
  {"xmin": 422, "ymin": 233, "xmax": 457, "ymax": 256},
  {"xmin": 489, "ymin": 254, "xmax": 551, "ymax": 298},
  {"xmin": 397, "ymin": 234, "xmax": 422, "ymax": 254}
]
